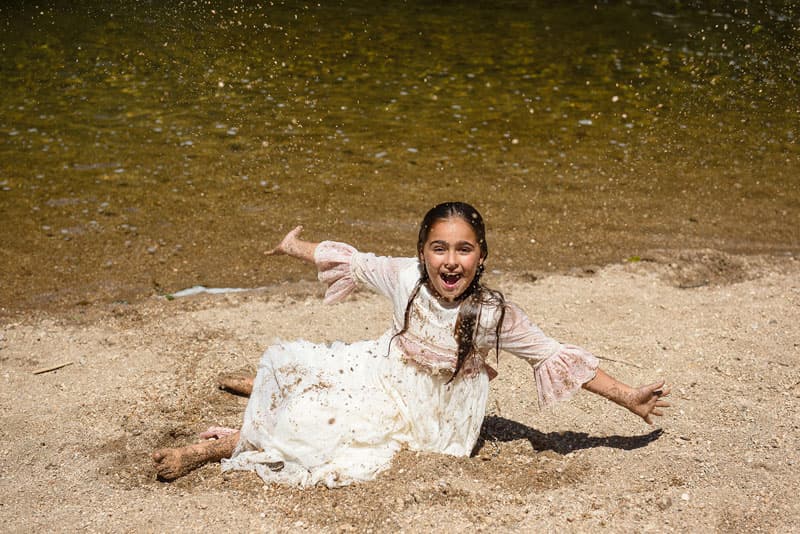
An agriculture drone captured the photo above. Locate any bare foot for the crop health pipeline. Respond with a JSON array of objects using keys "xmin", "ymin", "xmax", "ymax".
[
  {"xmin": 217, "ymin": 373, "xmax": 255, "ymax": 397},
  {"xmin": 152, "ymin": 431, "xmax": 240, "ymax": 481}
]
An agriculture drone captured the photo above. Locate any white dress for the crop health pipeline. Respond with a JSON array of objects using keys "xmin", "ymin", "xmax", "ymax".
[{"xmin": 221, "ymin": 241, "xmax": 599, "ymax": 487}]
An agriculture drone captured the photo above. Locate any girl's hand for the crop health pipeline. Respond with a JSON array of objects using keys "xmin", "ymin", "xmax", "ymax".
[
  {"xmin": 582, "ymin": 369, "xmax": 671, "ymax": 425},
  {"xmin": 627, "ymin": 381, "xmax": 671, "ymax": 424},
  {"xmin": 265, "ymin": 225, "xmax": 305, "ymax": 256},
  {"xmin": 265, "ymin": 225, "xmax": 319, "ymax": 264}
]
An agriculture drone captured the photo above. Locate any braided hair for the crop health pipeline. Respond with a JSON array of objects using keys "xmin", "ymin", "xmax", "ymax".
[{"xmin": 391, "ymin": 202, "xmax": 506, "ymax": 383}]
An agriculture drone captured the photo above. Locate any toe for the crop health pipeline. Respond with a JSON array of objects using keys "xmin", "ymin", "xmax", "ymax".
[{"xmin": 152, "ymin": 449, "xmax": 167, "ymax": 462}]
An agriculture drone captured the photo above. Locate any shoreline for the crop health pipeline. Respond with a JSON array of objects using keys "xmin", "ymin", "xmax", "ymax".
[{"xmin": 3, "ymin": 245, "xmax": 796, "ymax": 320}]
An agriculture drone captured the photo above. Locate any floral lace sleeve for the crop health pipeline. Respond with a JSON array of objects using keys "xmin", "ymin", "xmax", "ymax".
[
  {"xmin": 314, "ymin": 241, "xmax": 417, "ymax": 304},
  {"xmin": 499, "ymin": 303, "xmax": 599, "ymax": 408},
  {"xmin": 314, "ymin": 241, "xmax": 359, "ymax": 304}
]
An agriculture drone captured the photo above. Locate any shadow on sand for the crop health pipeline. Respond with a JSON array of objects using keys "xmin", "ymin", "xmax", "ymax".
[{"xmin": 473, "ymin": 415, "xmax": 663, "ymax": 456}]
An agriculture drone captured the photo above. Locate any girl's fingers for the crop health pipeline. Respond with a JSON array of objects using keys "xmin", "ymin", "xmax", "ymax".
[{"xmin": 265, "ymin": 225, "xmax": 304, "ymax": 256}]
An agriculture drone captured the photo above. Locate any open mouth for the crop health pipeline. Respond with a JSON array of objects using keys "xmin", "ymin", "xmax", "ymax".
[{"xmin": 440, "ymin": 273, "xmax": 462, "ymax": 288}]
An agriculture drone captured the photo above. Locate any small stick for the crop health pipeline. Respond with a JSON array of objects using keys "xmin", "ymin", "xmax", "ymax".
[
  {"xmin": 32, "ymin": 361, "xmax": 74, "ymax": 375},
  {"xmin": 595, "ymin": 355, "xmax": 643, "ymax": 369},
  {"xmin": 768, "ymin": 360, "xmax": 789, "ymax": 367}
]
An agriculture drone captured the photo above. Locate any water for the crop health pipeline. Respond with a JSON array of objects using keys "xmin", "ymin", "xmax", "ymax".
[{"xmin": 1, "ymin": 1, "xmax": 798, "ymax": 311}]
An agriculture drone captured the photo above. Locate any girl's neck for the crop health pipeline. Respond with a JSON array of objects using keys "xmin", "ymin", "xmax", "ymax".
[{"xmin": 424, "ymin": 280, "xmax": 474, "ymax": 308}]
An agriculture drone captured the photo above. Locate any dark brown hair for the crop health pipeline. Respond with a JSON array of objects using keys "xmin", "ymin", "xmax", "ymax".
[{"xmin": 392, "ymin": 202, "xmax": 506, "ymax": 383}]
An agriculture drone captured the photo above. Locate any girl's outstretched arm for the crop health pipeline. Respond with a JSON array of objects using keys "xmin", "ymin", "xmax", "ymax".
[
  {"xmin": 265, "ymin": 225, "xmax": 319, "ymax": 264},
  {"xmin": 582, "ymin": 368, "xmax": 671, "ymax": 425}
]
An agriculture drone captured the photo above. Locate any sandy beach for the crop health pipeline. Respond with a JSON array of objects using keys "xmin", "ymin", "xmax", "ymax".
[
  {"xmin": 2, "ymin": 2, "xmax": 799, "ymax": 531},
  {"xmin": 1, "ymin": 249, "xmax": 798, "ymax": 532}
]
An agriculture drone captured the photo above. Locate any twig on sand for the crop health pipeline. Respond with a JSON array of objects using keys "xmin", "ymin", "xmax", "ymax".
[
  {"xmin": 32, "ymin": 361, "xmax": 74, "ymax": 375},
  {"xmin": 595, "ymin": 355, "xmax": 643, "ymax": 369}
]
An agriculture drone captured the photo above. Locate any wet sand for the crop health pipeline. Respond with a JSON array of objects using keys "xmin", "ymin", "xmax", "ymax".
[{"xmin": 2, "ymin": 148, "xmax": 798, "ymax": 316}]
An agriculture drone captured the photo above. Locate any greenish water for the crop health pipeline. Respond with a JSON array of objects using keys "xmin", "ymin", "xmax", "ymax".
[{"xmin": 1, "ymin": 1, "xmax": 798, "ymax": 311}]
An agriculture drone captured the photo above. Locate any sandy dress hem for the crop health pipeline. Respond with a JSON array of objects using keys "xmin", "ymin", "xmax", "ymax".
[{"xmin": 221, "ymin": 332, "xmax": 490, "ymax": 488}]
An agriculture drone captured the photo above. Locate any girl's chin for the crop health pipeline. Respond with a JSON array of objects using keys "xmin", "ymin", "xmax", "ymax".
[{"xmin": 431, "ymin": 283, "xmax": 465, "ymax": 302}]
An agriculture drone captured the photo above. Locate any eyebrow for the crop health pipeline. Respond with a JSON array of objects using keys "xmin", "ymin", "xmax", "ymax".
[{"xmin": 428, "ymin": 239, "xmax": 476, "ymax": 247}]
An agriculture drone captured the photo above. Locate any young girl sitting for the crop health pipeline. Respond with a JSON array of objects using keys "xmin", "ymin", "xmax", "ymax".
[{"xmin": 152, "ymin": 201, "xmax": 670, "ymax": 487}]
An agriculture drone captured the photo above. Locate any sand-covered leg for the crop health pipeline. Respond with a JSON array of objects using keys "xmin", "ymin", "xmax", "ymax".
[
  {"xmin": 217, "ymin": 373, "xmax": 255, "ymax": 396},
  {"xmin": 152, "ymin": 431, "xmax": 240, "ymax": 481}
]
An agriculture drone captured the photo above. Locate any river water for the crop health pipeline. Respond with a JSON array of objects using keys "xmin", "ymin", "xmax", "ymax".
[{"xmin": 1, "ymin": 1, "xmax": 798, "ymax": 311}]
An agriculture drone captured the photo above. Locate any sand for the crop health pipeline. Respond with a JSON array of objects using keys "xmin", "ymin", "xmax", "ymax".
[{"xmin": 1, "ymin": 250, "xmax": 798, "ymax": 532}]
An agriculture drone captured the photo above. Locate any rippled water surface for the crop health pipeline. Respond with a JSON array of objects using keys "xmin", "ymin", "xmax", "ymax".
[{"xmin": 1, "ymin": 1, "xmax": 798, "ymax": 310}]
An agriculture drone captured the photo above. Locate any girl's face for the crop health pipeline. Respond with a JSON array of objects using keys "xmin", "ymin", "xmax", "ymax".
[{"xmin": 419, "ymin": 217, "xmax": 484, "ymax": 303}]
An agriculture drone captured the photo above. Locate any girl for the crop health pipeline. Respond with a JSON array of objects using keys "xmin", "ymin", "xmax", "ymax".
[{"xmin": 152, "ymin": 202, "xmax": 670, "ymax": 486}]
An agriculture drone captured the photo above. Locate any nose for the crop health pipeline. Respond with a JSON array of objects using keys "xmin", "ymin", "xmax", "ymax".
[{"xmin": 444, "ymin": 250, "xmax": 457, "ymax": 269}]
